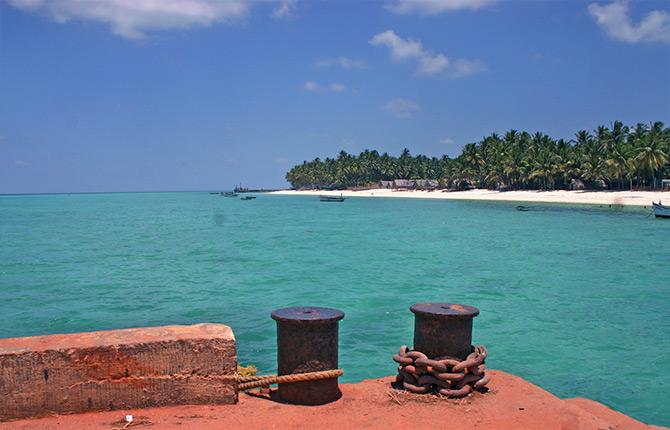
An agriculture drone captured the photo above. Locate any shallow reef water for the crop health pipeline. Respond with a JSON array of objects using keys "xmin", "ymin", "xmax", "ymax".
[{"xmin": 1, "ymin": 192, "xmax": 668, "ymax": 425}]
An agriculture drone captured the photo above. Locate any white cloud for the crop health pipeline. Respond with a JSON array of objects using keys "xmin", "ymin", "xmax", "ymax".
[
  {"xmin": 370, "ymin": 30, "xmax": 484, "ymax": 78},
  {"xmin": 272, "ymin": 0, "xmax": 296, "ymax": 19},
  {"xmin": 418, "ymin": 53, "xmax": 448, "ymax": 75},
  {"xmin": 329, "ymin": 83, "xmax": 346, "ymax": 92},
  {"xmin": 383, "ymin": 98, "xmax": 420, "ymax": 119},
  {"xmin": 386, "ymin": 0, "xmax": 495, "ymax": 15},
  {"xmin": 439, "ymin": 137, "xmax": 454, "ymax": 145},
  {"xmin": 8, "ymin": 0, "xmax": 255, "ymax": 39},
  {"xmin": 303, "ymin": 80, "xmax": 348, "ymax": 93},
  {"xmin": 370, "ymin": 30, "xmax": 425, "ymax": 62},
  {"xmin": 448, "ymin": 58, "xmax": 487, "ymax": 78},
  {"xmin": 588, "ymin": 1, "xmax": 670, "ymax": 44},
  {"xmin": 313, "ymin": 56, "xmax": 367, "ymax": 70},
  {"xmin": 304, "ymin": 80, "xmax": 320, "ymax": 91}
]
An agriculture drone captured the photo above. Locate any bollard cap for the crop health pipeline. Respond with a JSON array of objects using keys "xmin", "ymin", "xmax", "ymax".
[
  {"xmin": 410, "ymin": 303, "xmax": 479, "ymax": 319},
  {"xmin": 271, "ymin": 306, "xmax": 344, "ymax": 325}
]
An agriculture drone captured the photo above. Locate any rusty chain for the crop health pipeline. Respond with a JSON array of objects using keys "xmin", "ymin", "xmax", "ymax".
[{"xmin": 392, "ymin": 345, "xmax": 491, "ymax": 398}]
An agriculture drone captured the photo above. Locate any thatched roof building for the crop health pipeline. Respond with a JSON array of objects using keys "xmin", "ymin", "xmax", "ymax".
[
  {"xmin": 569, "ymin": 179, "xmax": 585, "ymax": 190},
  {"xmin": 393, "ymin": 179, "xmax": 415, "ymax": 189}
]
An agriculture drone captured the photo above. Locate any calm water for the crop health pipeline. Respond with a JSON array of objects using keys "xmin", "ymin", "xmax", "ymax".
[{"xmin": 0, "ymin": 192, "xmax": 668, "ymax": 425}]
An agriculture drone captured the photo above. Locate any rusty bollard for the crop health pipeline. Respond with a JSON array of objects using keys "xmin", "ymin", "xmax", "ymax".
[
  {"xmin": 271, "ymin": 306, "xmax": 345, "ymax": 405},
  {"xmin": 410, "ymin": 302, "xmax": 480, "ymax": 359}
]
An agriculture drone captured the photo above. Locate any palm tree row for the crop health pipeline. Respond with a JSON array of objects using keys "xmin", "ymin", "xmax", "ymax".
[{"xmin": 286, "ymin": 121, "xmax": 670, "ymax": 191}]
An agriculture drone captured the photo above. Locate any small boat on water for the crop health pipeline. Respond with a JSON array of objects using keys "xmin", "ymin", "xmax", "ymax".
[
  {"xmin": 319, "ymin": 195, "xmax": 346, "ymax": 202},
  {"xmin": 223, "ymin": 192, "xmax": 238, "ymax": 197},
  {"xmin": 516, "ymin": 205, "xmax": 530, "ymax": 212},
  {"xmin": 241, "ymin": 196, "xmax": 256, "ymax": 200},
  {"xmin": 652, "ymin": 201, "xmax": 670, "ymax": 218}
]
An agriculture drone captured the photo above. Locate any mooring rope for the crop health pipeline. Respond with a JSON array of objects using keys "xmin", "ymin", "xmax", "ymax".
[
  {"xmin": 237, "ymin": 374, "xmax": 274, "ymax": 383},
  {"xmin": 237, "ymin": 369, "xmax": 344, "ymax": 391},
  {"xmin": 393, "ymin": 345, "xmax": 490, "ymax": 398}
]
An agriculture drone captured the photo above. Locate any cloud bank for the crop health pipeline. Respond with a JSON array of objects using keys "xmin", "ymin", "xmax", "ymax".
[
  {"xmin": 370, "ymin": 30, "xmax": 485, "ymax": 78},
  {"xmin": 272, "ymin": 0, "xmax": 297, "ymax": 19},
  {"xmin": 383, "ymin": 98, "xmax": 420, "ymax": 118},
  {"xmin": 313, "ymin": 57, "xmax": 367, "ymax": 70},
  {"xmin": 386, "ymin": 0, "xmax": 495, "ymax": 15},
  {"xmin": 303, "ymin": 80, "xmax": 348, "ymax": 93},
  {"xmin": 588, "ymin": 1, "xmax": 670, "ymax": 44},
  {"xmin": 8, "ymin": 0, "xmax": 256, "ymax": 39}
]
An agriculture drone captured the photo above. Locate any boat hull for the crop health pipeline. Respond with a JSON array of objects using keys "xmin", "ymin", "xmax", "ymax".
[
  {"xmin": 652, "ymin": 202, "xmax": 670, "ymax": 218},
  {"xmin": 319, "ymin": 195, "xmax": 346, "ymax": 202}
]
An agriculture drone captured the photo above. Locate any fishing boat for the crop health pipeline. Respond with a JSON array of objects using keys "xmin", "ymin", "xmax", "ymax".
[
  {"xmin": 223, "ymin": 192, "xmax": 238, "ymax": 197},
  {"xmin": 319, "ymin": 195, "xmax": 346, "ymax": 202},
  {"xmin": 240, "ymin": 196, "xmax": 256, "ymax": 200},
  {"xmin": 652, "ymin": 201, "xmax": 670, "ymax": 218}
]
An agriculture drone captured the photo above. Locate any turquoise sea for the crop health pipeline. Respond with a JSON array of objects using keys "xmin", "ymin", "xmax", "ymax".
[{"xmin": 1, "ymin": 192, "xmax": 668, "ymax": 425}]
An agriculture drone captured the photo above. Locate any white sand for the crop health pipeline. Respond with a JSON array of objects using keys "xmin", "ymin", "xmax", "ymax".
[{"xmin": 270, "ymin": 188, "xmax": 668, "ymax": 207}]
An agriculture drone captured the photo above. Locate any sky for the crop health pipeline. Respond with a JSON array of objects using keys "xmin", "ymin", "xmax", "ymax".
[{"xmin": 1, "ymin": 0, "xmax": 669, "ymax": 193}]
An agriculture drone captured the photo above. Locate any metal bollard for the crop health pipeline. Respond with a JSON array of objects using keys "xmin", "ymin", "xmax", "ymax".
[
  {"xmin": 271, "ymin": 306, "xmax": 345, "ymax": 405},
  {"xmin": 410, "ymin": 302, "xmax": 480, "ymax": 359}
]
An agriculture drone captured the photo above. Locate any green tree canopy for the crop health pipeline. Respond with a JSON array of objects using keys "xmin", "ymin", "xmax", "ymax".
[{"xmin": 285, "ymin": 121, "xmax": 670, "ymax": 191}]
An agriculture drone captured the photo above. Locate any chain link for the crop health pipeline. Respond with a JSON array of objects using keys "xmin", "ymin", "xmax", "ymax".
[{"xmin": 392, "ymin": 345, "xmax": 491, "ymax": 398}]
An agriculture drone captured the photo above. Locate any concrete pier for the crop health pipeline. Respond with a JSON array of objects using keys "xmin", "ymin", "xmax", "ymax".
[{"xmin": 0, "ymin": 324, "xmax": 237, "ymax": 421}]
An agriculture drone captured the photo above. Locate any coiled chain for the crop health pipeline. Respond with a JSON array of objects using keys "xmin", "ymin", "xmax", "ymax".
[{"xmin": 392, "ymin": 345, "xmax": 491, "ymax": 398}]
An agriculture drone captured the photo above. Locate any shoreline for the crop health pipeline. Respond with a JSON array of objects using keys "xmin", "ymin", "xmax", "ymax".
[{"xmin": 270, "ymin": 188, "xmax": 669, "ymax": 207}]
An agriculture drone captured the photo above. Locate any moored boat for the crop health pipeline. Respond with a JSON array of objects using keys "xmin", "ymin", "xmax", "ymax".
[
  {"xmin": 241, "ymin": 196, "xmax": 256, "ymax": 200},
  {"xmin": 652, "ymin": 201, "xmax": 670, "ymax": 218},
  {"xmin": 319, "ymin": 195, "xmax": 346, "ymax": 202},
  {"xmin": 223, "ymin": 192, "xmax": 238, "ymax": 197}
]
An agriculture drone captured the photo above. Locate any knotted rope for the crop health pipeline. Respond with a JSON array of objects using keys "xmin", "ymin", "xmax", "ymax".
[
  {"xmin": 393, "ymin": 345, "xmax": 490, "ymax": 398},
  {"xmin": 237, "ymin": 369, "xmax": 344, "ymax": 391}
]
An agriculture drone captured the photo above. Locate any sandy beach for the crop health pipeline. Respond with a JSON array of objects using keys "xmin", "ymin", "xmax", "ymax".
[{"xmin": 271, "ymin": 188, "xmax": 668, "ymax": 207}]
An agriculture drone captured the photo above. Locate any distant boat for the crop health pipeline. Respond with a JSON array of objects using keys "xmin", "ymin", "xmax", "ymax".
[
  {"xmin": 223, "ymin": 192, "xmax": 238, "ymax": 197},
  {"xmin": 319, "ymin": 195, "xmax": 346, "ymax": 202},
  {"xmin": 516, "ymin": 205, "xmax": 530, "ymax": 212},
  {"xmin": 241, "ymin": 196, "xmax": 256, "ymax": 200},
  {"xmin": 652, "ymin": 201, "xmax": 670, "ymax": 218}
]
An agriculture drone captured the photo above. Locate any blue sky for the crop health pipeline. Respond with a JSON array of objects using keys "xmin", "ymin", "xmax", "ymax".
[{"xmin": 1, "ymin": 0, "xmax": 669, "ymax": 193}]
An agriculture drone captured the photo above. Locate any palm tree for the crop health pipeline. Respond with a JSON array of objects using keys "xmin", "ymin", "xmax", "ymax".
[
  {"xmin": 283, "ymin": 121, "xmax": 668, "ymax": 191},
  {"xmin": 635, "ymin": 126, "xmax": 668, "ymax": 189}
]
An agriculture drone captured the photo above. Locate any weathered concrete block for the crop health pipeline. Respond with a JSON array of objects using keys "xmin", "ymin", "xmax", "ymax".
[{"xmin": 0, "ymin": 323, "xmax": 237, "ymax": 421}]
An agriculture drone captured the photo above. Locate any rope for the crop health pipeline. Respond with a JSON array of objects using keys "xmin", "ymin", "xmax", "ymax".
[
  {"xmin": 237, "ymin": 374, "xmax": 274, "ymax": 383},
  {"xmin": 237, "ymin": 369, "xmax": 344, "ymax": 391},
  {"xmin": 393, "ymin": 345, "xmax": 490, "ymax": 398}
]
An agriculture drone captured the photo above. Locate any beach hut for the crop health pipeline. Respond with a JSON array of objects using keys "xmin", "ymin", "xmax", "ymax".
[
  {"xmin": 591, "ymin": 179, "xmax": 607, "ymax": 190},
  {"xmin": 415, "ymin": 179, "xmax": 439, "ymax": 189},
  {"xmin": 379, "ymin": 180, "xmax": 394, "ymax": 189},
  {"xmin": 394, "ymin": 179, "xmax": 416, "ymax": 189},
  {"xmin": 569, "ymin": 179, "xmax": 585, "ymax": 190}
]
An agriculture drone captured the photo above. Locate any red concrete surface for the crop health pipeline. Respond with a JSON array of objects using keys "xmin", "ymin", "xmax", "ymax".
[
  {"xmin": 1, "ymin": 371, "xmax": 664, "ymax": 430},
  {"xmin": 0, "ymin": 324, "xmax": 237, "ymax": 420}
]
